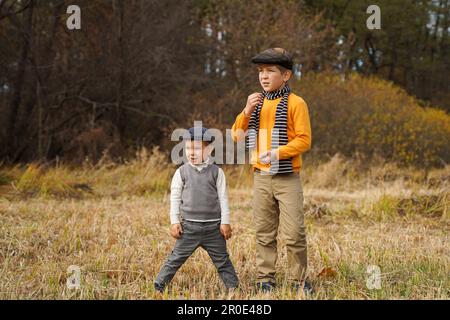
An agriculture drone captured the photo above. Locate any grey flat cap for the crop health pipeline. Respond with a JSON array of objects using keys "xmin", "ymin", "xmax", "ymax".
[
  {"xmin": 187, "ymin": 126, "xmax": 214, "ymax": 142},
  {"xmin": 251, "ymin": 48, "xmax": 293, "ymax": 70}
]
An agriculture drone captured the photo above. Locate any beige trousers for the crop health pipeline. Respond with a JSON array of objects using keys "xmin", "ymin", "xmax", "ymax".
[{"xmin": 253, "ymin": 171, "xmax": 307, "ymax": 283}]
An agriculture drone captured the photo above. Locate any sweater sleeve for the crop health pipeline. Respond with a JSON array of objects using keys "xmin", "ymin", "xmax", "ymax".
[
  {"xmin": 277, "ymin": 99, "xmax": 312, "ymax": 160},
  {"xmin": 216, "ymin": 168, "xmax": 231, "ymax": 224},
  {"xmin": 169, "ymin": 168, "xmax": 183, "ymax": 224},
  {"xmin": 231, "ymin": 110, "xmax": 251, "ymax": 142}
]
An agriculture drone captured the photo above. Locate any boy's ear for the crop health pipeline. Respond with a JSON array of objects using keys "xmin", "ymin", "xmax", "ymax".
[
  {"xmin": 283, "ymin": 69, "xmax": 292, "ymax": 82},
  {"xmin": 204, "ymin": 142, "xmax": 214, "ymax": 155}
]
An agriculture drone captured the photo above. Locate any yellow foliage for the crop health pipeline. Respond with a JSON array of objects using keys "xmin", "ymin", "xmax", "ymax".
[{"xmin": 297, "ymin": 72, "xmax": 450, "ymax": 167}]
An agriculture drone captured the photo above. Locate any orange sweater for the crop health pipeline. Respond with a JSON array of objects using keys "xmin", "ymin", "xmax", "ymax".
[{"xmin": 231, "ymin": 93, "xmax": 311, "ymax": 172}]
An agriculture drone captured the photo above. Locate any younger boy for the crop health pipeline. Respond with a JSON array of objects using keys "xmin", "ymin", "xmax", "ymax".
[{"xmin": 154, "ymin": 126, "xmax": 239, "ymax": 292}]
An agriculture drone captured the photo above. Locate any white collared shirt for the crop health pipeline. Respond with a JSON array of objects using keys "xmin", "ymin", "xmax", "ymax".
[{"xmin": 169, "ymin": 158, "xmax": 231, "ymax": 225}]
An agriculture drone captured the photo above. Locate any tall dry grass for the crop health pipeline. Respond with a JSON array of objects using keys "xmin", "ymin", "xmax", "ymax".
[{"xmin": 0, "ymin": 149, "xmax": 448, "ymax": 299}]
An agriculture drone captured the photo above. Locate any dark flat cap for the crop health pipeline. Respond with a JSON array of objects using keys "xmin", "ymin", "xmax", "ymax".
[{"xmin": 251, "ymin": 48, "xmax": 293, "ymax": 70}]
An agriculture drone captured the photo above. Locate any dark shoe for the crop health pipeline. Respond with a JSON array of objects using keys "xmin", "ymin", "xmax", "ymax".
[
  {"xmin": 256, "ymin": 281, "xmax": 276, "ymax": 293},
  {"xmin": 291, "ymin": 280, "xmax": 314, "ymax": 295},
  {"xmin": 154, "ymin": 282, "xmax": 165, "ymax": 293},
  {"xmin": 303, "ymin": 280, "xmax": 314, "ymax": 295}
]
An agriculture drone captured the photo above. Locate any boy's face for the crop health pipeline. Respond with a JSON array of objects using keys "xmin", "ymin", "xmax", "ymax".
[
  {"xmin": 185, "ymin": 140, "xmax": 210, "ymax": 164},
  {"xmin": 258, "ymin": 64, "xmax": 292, "ymax": 92}
]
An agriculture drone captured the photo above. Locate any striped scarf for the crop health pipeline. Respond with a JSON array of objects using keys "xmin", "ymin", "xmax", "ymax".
[{"xmin": 247, "ymin": 84, "xmax": 293, "ymax": 174}]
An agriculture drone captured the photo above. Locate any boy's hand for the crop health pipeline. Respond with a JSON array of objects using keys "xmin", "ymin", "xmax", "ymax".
[
  {"xmin": 259, "ymin": 150, "xmax": 278, "ymax": 164},
  {"xmin": 244, "ymin": 93, "xmax": 263, "ymax": 117},
  {"xmin": 220, "ymin": 224, "xmax": 232, "ymax": 240},
  {"xmin": 170, "ymin": 223, "xmax": 183, "ymax": 239}
]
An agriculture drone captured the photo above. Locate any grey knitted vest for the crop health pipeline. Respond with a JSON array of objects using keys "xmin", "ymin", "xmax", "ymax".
[{"xmin": 179, "ymin": 163, "xmax": 221, "ymax": 221}]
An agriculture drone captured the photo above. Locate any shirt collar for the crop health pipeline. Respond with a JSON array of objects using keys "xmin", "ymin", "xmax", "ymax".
[{"xmin": 188, "ymin": 157, "xmax": 212, "ymax": 171}]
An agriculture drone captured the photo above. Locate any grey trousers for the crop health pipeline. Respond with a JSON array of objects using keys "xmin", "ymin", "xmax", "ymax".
[{"xmin": 155, "ymin": 220, "xmax": 239, "ymax": 289}]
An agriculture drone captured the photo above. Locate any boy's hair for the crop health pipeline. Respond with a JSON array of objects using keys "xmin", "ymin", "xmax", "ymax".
[
  {"xmin": 186, "ymin": 139, "xmax": 211, "ymax": 148},
  {"xmin": 274, "ymin": 65, "xmax": 289, "ymax": 74},
  {"xmin": 257, "ymin": 64, "xmax": 289, "ymax": 73}
]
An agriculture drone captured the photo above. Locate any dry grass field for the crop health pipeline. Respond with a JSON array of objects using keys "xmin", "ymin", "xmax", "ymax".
[{"xmin": 0, "ymin": 149, "xmax": 448, "ymax": 299}]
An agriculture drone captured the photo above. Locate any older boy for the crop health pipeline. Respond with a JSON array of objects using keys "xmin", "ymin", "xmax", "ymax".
[
  {"xmin": 154, "ymin": 126, "xmax": 239, "ymax": 292},
  {"xmin": 231, "ymin": 48, "xmax": 312, "ymax": 294}
]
